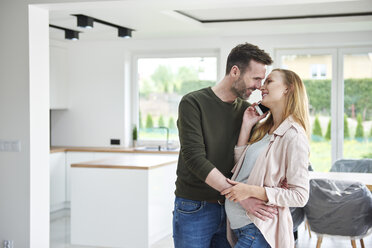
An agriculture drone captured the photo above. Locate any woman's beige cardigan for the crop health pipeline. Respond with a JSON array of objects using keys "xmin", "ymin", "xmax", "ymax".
[{"xmin": 227, "ymin": 116, "xmax": 310, "ymax": 248}]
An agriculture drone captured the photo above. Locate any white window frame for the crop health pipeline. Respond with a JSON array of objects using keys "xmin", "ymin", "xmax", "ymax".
[
  {"xmin": 276, "ymin": 46, "xmax": 372, "ymax": 165},
  {"xmin": 338, "ymin": 46, "xmax": 372, "ymax": 156},
  {"xmin": 131, "ymin": 50, "xmax": 220, "ymax": 146},
  {"xmin": 275, "ymin": 48, "xmax": 339, "ymax": 165}
]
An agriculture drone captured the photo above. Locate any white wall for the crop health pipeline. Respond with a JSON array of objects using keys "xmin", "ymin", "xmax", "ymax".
[
  {"xmin": 0, "ymin": 1, "xmax": 50, "ymax": 246},
  {"xmin": 51, "ymin": 31, "xmax": 372, "ymax": 147},
  {"xmin": 0, "ymin": 1, "xmax": 32, "ymax": 246},
  {"xmin": 51, "ymin": 41, "xmax": 126, "ymax": 147},
  {"xmin": 0, "ymin": 0, "xmax": 113, "ymax": 247}
]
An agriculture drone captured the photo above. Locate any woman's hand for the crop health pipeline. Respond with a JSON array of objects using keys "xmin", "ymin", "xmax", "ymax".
[
  {"xmin": 242, "ymin": 103, "xmax": 268, "ymax": 130},
  {"xmin": 221, "ymin": 178, "xmax": 252, "ymax": 202}
]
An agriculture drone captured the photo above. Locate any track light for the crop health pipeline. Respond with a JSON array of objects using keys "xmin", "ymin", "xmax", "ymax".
[
  {"xmin": 65, "ymin": 30, "xmax": 80, "ymax": 40},
  {"xmin": 76, "ymin": 14, "xmax": 94, "ymax": 28},
  {"xmin": 72, "ymin": 14, "xmax": 134, "ymax": 38},
  {"xmin": 118, "ymin": 27, "xmax": 132, "ymax": 38},
  {"xmin": 49, "ymin": 24, "xmax": 81, "ymax": 40}
]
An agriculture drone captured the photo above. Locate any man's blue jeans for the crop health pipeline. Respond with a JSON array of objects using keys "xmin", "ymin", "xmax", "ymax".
[
  {"xmin": 173, "ymin": 196, "xmax": 230, "ymax": 248},
  {"xmin": 232, "ymin": 223, "xmax": 271, "ymax": 248}
]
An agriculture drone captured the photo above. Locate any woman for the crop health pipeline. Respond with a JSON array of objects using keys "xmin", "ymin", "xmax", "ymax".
[{"xmin": 222, "ymin": 69, "xmax": 310, "ymax": 248}]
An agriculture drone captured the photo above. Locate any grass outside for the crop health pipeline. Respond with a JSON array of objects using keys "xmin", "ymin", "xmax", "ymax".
[{"xmin": 310, "ymin": 139, "xmax": 372, "ymax": 172}]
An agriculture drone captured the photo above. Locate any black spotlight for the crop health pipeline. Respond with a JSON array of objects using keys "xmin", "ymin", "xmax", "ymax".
[
  {"xmin": 76, "ymin": 15, "xmax": 94, "ymax": 28},
  {"xmin": 118, "ymin": 27, "xmax": 132, "ymax": 38},
  {"xmin": 65, "ymin": 30, "xmax": 79, "ymax": 40},
  {"xmin": 49, "ymin": 24, "xmax": 80, "ymax": 41}
]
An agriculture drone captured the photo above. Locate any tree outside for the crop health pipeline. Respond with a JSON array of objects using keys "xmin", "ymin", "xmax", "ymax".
[
  {"xmin": 137, "ymin": 57, "xmax": 217, "ymax": 142},
  {"xmin": 282, "ymin": 53, "xmax": 371, "ymax": 172}
]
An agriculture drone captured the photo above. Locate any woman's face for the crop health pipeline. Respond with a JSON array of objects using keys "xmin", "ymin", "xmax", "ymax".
[{"xmin": 260, "ymin": 71, "xmax": 288, "ymax": 109}]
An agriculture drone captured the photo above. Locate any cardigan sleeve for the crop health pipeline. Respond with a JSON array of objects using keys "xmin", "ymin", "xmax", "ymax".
[
  {"xmin": 264, "ymin": 132, "xmax": 310, "ymax": 207},
  {"xmin": 234, "ymin": 145, "xmax": 247, "ymax": 164}
]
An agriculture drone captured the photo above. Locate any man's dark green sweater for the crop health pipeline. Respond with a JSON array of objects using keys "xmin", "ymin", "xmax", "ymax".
[{"xmin": 175, "ymin": 87, "xmax": 249, "ymax": 201}]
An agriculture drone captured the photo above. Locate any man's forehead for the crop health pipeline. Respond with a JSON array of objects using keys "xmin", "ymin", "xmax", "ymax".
[
  {"xmin": 247, "ymin": 66, "xmax": 267, "ymax": 78},
  {"xmin": 246, "ymin": 61, "xmax": 266, "ymax": 72}
]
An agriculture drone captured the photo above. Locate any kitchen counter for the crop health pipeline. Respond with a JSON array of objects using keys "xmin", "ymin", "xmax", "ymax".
[
  {"xmin": 50, "ymin": 146, "xmax": 179, "ymax": 154},
  {"xmin": 70, "ymin": 152, "xmax": 178, "ymax": 248},
  {"xmin": 71, "ymin": 153, "xmax": 178, "ymax": 170}
]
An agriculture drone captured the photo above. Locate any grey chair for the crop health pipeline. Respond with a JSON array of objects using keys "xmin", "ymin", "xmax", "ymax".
[
  {"xmin": 290, "ymin": 207, "xmax": 305, "ymax": 232},
  {"xmin": 304, "ymin": 178, "xmax": 372, "ymax": 248},
  {"xmin": 330, "ymin": 158, "xmax": 372, "ymax": 173}
]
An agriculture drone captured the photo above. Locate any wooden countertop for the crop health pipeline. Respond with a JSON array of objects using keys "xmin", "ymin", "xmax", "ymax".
[
  {"xmin": 50, "ymin": 146, "xmax": 179, "ymax": 154},
  {"xmin": 71, "ymin": 153, "xmax": 178, "ymax": 170}
]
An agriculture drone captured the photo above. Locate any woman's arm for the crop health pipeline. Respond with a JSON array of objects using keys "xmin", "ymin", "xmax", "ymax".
[
  {"xmin": 264, "ymin": 133, "xmax": 310, "ymax": 207},
  {"xmin": 222, "ymin": 132, "xmax": 310, "ymax": 207},
  {"xmin": 222, "ymin": 180, "xmax": 268, "ymax": 202}
]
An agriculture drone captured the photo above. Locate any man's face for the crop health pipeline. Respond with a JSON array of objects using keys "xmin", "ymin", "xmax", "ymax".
[{"xmin": 231, "ymin": 60, "xmax": 267, "ymax": 100}]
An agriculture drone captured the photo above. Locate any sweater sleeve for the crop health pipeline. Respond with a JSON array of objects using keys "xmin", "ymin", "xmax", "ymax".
[
  {"xmin": 177, "ymin": 97, "xmax": 216, "ymax": 181},
  {"xmin": 264, "ymin": 132, "xmax": 310, "ymax": 207}
]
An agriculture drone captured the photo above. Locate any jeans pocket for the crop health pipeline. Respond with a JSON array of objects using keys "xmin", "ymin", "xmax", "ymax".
[
  {"xmin": 240, "ymin": 224, "xmax": 256, "ymax": 241},
  {"xmin": 175, "ymin": 198, "xmax": 204, "ymax": 214}
]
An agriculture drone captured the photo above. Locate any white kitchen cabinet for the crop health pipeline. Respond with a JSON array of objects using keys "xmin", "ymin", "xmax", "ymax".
[
  {"xmin": 70, "ymin": 154, "xmax": 178, "ymax": 248},
  {"xmin": 50, "ymin": 44, "xmax": 68, "ymax": 109},
  {"xmin": 93, "ymin": 152, "xmax": 127, "ymax": 160},
  {"xmin": 50, "ymin": 152, "xmax": 66, "ymax": 212},
  {"xmin": 65, "ymin": 152, "xmax": 95, "ymax": 202}
]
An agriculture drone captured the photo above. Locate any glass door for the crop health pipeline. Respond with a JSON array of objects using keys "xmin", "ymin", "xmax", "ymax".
[
  {"xmin": 276, "ymin": 49, "xmax": 337, "ymax": 171},
  {"xmin": 340, "ymin": 48, "xmax": 372, "ymax": 159}
]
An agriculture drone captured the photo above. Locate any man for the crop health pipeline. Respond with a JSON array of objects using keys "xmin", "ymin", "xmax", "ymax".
[{"xmin": 173, "ymin": 43, "xmax": 276, "ymax": 248}]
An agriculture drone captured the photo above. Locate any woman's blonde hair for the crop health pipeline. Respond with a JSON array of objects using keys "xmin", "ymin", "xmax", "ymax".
[{"xmin": 248, "ymin": 68, "xmax": 310, "ymax": 144}]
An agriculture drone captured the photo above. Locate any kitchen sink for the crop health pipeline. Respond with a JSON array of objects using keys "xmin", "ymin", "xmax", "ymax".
[{"xmin": 134, "ymin": 146, "xmax": 179, "ymax": 152}]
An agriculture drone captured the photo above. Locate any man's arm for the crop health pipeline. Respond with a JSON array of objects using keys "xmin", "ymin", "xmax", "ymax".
[
  {"xmin": 205, "ymin": 168, "xmax": 232, "ymax": 192},
  {"xmin": 178, "ymin": 97, "xmax": 224, "ymax": 183}
]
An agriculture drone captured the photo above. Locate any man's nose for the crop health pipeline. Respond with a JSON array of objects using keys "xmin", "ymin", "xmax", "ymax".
[{"xmin": 255, "ymin": 81, "xmax": 261, "ymax": 89}]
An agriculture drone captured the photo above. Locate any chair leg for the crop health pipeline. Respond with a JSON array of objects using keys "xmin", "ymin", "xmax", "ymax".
[
  {"xmin": 305, "ymin": 220, "xmax": 312, "ymax": 238},
  {"xmin": 316, "ymin": 237, "xmax": 323, "ymax": 248},
  {"xmin": 360, "ymin": 238, "xmax": 365, "ymax": 248},
  {"xmin": 351, "ymin": 239, "xmax": 357, "ymax": 248}
]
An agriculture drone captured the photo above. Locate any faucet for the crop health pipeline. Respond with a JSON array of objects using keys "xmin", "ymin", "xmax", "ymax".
[{"xmin": 157, "ymin": 126, "xmax": 169, "ymax": 151}]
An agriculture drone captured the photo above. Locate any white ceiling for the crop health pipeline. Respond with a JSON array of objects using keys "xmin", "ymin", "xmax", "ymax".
[{"xmin": 48, "ymin": 0, "xmax": 372, "ymax": 41}]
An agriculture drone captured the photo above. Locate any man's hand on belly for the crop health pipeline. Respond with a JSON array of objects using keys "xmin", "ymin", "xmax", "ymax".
[{"xmin": 240, "ymin": 198, "xmax": 278, "ymax": 221}]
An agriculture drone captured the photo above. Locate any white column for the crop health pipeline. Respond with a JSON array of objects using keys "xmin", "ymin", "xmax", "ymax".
[{"xmin": 29, "ymin": 4, "xmax": 50, "ymax": 248}]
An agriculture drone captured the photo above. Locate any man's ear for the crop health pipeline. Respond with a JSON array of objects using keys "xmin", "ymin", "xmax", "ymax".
[{"xmin": 230, "ymin": 65, "xmax": 240, "ymax": 78}]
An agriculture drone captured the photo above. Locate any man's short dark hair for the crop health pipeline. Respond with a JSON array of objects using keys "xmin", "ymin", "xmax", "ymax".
[{"xmin": 225, "ymin": 43, "xmax": 273, "ymax": 75}]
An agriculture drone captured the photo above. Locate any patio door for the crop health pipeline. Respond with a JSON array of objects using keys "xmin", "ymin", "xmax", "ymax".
[
  {"xmin": 276, "ymin": 47, "xmax": 372, "ymax": 172},
  {"xmin": 276, "ymin": 49, "xmax": 336, "ymax": 171},
  {"xmin": 339, "ymin": 48, "xmax": 372, "ymax": 160}
]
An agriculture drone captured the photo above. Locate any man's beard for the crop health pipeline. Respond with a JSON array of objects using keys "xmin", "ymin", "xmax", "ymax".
[{"xmin": 231, "ymin": 77, "xmax": 251, "ymax": 100}]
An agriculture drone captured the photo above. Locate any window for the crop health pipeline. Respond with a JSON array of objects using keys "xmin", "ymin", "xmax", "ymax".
[
  {"xmin": 135, "ymin": 56, "xmax": 217, "ymax": 146},
  {"xmin": 342, "ymin": 52, "xmax": 372, "ymax": 159},
  {"xmin": 310, "ymin": 64, "xmax": 327, "ymax": 79},
  {"xmin": 280, "ymin": 53, "xmax": 333, "ymax": 171},
  {"xmin": 277, "ymin": 48, "xmax": 372, "ymax": 172}
]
